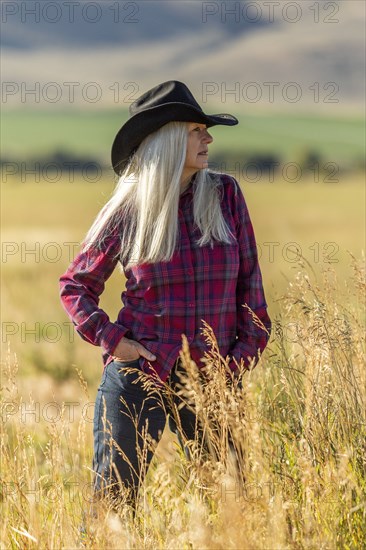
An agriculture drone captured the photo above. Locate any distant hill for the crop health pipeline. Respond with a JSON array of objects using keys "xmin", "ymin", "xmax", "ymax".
[
  {"xmin": 1, "ymin": 1, "xmax": 268, "ymax": 49},
  {"xmin": 1, "ymin": 0, "xmax": 365, "ymax": 111}
]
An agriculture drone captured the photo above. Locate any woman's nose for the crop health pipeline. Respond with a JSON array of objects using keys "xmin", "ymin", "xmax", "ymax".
[{"xmin": 203, "ymin": 130, "xmax": 213, "ymax": 144}]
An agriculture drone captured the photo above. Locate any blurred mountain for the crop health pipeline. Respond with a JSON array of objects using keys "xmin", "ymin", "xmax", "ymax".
[
  {"xmin": 1, "ymin": 0, "xmax": 365, "ymax": 111},
  {"xmin": 1, "ymin": 1, "xmax": 267, "ymax": 49}
]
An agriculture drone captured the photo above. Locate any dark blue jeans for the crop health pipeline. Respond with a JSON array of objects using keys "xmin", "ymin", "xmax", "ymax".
[{"xmin": 92, "ymin": 357, "xmax": 206, "ymax": 508}]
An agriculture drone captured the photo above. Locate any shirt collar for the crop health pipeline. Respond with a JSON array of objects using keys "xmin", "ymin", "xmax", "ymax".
[{"xmin": 180, "ymin": 172, "xmax": 198, "ymax": 198}]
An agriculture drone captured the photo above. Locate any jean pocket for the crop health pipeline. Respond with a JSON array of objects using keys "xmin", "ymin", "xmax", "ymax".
[
  {"xmin": 110, "ymin": 358, "xmax": 142, "ymax": 388},
  {"xmin": 113, "ymin": 358, "xmax": 141, "ymax": 367},
  {"xmin": 98, "ymin": 363, "xmax": 111, "ymax": 389}
]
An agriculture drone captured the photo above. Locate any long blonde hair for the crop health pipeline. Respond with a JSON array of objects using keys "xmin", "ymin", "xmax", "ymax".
[{"xmin": 83, "ymin": 121, "xmax": 236, "ymax": 270}]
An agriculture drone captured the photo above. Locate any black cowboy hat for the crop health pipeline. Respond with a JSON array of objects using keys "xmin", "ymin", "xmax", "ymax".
[{"xmin": 111, "ymin": 80, "xmax": 238, "ymax": 175}]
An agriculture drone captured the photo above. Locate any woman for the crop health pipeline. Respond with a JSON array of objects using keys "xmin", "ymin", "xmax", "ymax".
[{"xmin": 59, "ymin": 80, "xmax": 271, "ymax": 511}]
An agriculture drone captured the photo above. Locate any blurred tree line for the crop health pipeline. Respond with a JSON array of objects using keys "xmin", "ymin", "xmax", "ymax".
[{"xmin": 1, "ymin": 148, "xmax": 365, "ymax": 183}]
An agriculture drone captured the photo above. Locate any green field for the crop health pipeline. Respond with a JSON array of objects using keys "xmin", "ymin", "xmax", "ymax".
[{"xmin": 2, "ymin": 109, "xmax": 365, "ymax": 167}]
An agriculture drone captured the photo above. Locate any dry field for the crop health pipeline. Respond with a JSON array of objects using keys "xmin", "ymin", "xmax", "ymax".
[{"xmin": 1, "ymin": 174, "xmax": 365, "ymax": 548}]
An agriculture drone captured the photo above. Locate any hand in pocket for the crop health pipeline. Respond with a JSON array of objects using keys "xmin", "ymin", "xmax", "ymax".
[{"xmin": 111, "ymin": 336, "xmax": 156, "ymax": 362}]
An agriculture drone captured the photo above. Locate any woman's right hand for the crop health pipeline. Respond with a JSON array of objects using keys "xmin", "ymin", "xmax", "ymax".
[{"xmin": 111, "ymin": 336, "xmax": 156, "ymax": 362}]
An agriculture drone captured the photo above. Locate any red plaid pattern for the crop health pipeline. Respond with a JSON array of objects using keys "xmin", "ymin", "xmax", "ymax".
[{"xmin": 59, "ymin": 174, "xmax": 271, "ymax": 382}]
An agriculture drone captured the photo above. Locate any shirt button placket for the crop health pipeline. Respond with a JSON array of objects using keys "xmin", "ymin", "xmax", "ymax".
[{"xmin": 180, "ymin": 204, "xmax": 195, "ymax": 337}]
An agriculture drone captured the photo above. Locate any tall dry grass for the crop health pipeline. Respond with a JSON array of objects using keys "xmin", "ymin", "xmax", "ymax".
[{"xmin": 1, "ymin": 254, "xmax": 365, "ymax": 549}]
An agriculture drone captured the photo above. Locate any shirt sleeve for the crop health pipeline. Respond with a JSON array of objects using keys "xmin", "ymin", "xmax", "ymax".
[
  {"xmin": 59, "ymin": 233, "xmax": 129, "ymax": 355},
  {"xmin": 227, "ymin": 176, "xmax": 272, "ymax": 372}
]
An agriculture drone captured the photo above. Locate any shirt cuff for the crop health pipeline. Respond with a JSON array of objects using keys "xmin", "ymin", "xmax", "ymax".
[
  {"xmin": 99, "ymin": 322, "xmax": 129, "ymax": 355},
  {"xmin": 228, "ymin": 342, "xmax": 258, "ymax": 373}
]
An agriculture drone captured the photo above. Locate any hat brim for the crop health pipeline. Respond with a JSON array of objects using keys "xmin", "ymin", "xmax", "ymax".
[{"xmin": 111, "ymin": 103, "xmax": 238, "ymax": 175}]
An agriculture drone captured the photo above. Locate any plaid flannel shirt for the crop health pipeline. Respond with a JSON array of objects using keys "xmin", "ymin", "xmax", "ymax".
[{"xmin": 59, "ymin": 173, "xmax": 271, "ymax": 383}]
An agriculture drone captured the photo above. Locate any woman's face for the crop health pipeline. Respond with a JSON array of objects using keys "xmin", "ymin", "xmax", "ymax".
[{"xmin": 182, "ymin": 122, "xmax": 213, "ymax": 181}]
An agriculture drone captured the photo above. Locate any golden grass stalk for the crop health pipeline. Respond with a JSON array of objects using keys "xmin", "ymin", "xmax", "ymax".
[{"xmin": 1, "ymin": 256, "xmax": 365, "ymax": 548}]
